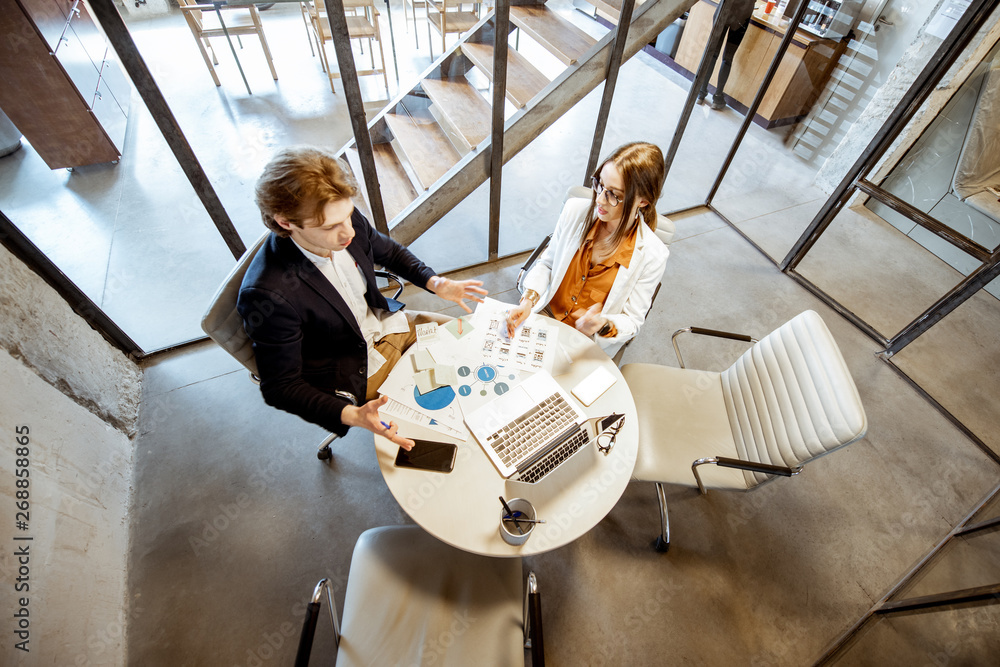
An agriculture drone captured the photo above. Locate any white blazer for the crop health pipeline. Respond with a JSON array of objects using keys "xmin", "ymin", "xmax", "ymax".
[{"xmin": 522, "ymin": 198, "xmax": 669, "ymax": 352}]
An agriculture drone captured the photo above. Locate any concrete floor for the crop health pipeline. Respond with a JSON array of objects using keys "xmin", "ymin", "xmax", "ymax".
[
  {"xmin": 4, "ymin": 1, "xmax": 1000, "ymax": 664},
  {"xmin": 130, "ymin": 207, "xmax": 1000, "ymax": 665}
]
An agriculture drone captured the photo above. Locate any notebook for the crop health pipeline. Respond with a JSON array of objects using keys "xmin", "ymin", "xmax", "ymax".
[{"xmin": 465, "ymin": 371, "xmax": 590, "ymax": 483}]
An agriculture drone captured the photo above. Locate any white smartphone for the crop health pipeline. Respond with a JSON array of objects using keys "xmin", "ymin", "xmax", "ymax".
[{"xmin": 571, "ymin": 366, "xmax": 617, "ymax": 406}]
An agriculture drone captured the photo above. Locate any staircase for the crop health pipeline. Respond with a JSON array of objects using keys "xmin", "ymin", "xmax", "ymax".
[{"xmin": 340, "ymin": 0, "xmax": 691, "ymax": 246}]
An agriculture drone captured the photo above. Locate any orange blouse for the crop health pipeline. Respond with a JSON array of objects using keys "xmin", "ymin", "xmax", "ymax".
[{"xmin": 548, "ymin": 222, "xmax": 637, "ymax": 336}]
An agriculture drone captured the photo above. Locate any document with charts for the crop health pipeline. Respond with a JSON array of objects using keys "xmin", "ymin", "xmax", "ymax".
[
  {"xmin": 472, "ymin": 298, "xmax": 559, "ymax": 374},
  {"xmin": 379, "ymin": 356, "xmax": 467, "ymax": 440},
  {"xmin": 378, "ymin": 299, "xmax": 560, "ymax": 437}
]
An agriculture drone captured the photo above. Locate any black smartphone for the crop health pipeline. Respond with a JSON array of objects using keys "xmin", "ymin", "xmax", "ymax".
[{"xmin": 394, "ymin": 440, "xmax": 458, "ymax": 473}]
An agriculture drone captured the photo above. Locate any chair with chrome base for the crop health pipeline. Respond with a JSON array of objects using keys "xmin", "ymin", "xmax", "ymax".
[
  {"xmin": 295, "ymin": 525, "xmax": 545, "ymax": 666},
  {"xmin": 514, "ymin": 186, "xmax": 674, "ymax": 366},
  {"xmin": 621, "ymin": 310, "xmax": 868, "ymax": 552},
  {"xmin": 200, "ymin": 231, "xmax": 402, "ymax": 461}
]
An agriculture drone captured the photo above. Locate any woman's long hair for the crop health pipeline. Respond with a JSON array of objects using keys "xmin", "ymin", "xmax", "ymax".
[{"xmin": 581, "ymin": 142, "xmax": 665, "ymax": 249}]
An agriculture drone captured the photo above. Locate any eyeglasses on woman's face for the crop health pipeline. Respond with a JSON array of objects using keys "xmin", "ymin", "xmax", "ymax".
[{"xmin": 591, "ymin": 176, "xmax": 623, "ymax": 207}]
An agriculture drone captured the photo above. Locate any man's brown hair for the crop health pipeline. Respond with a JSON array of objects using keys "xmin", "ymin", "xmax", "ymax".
[{"xmin": 255, "ymin": 146, "xmax": 359, "ymax": 237}]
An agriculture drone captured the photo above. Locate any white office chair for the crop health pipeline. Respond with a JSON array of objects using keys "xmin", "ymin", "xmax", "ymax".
[
  {"xmin": 515, "ymin": 187, "xmax": 674, "ymax": 366},
  {"xmin": 200, "ymin": 231, "xmax": 402, "ymax": 461},
  {"xmin": 621, "ymin": 310, "xmax": 868, "ymax": 552},
  {"xmin": 950, "ymin": 54, "xmax": 1000, "ymax": 222},
  {"xmin": 295, "ymin": 525, "xmax": 544, "ymax": 666}
]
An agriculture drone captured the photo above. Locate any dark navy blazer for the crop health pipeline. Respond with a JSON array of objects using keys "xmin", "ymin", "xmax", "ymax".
[{"xmin": 237, "ymin": 208, "xmax": 436, "ymax": 436}]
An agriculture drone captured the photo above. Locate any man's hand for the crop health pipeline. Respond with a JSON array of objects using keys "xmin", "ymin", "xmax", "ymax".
[
  {"xmin": 429, "ymin": 276, "xmax": 488, "ymax": 313},
  {"xmin": 506, "ymin": 301, "xmax": 532, "ymax": 338},
  {"xmin": 341, "ymin": 395, "xmax": 415, "ymax": 450},
  {"xmin": 573, "ymin": 303, "xmax": 607, "ymax": 337}
]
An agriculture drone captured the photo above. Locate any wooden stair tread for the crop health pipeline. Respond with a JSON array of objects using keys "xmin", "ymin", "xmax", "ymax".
[
  {"xmin": 428, "ymin": 9, "xmax": 481, "ymax": 35},
  {"xmin": 346, "ymin": 146, "xmax": 417, "ymax": 222},
  {"xmin": 584, "ymin": 0, "xmax": 648, "ymax": 22},
  {"xmin": 372, "ymin": 144, "xmax": 418, "ymax": 220},
  {"xmin": 421, "ymin": 77, "xmax": 492, "ymax": 150},
  {"xmin": 461, "ymin": 41, "xmax": 549, "ymax": 109},
  {"xmin": 384, "ymin": 112, "xmax": 461, "ymax": 190},
  {"xmin": 586, "ymin": 0, "xmax": 623, "ymax": 21},
  {"xmin": 511, "ymin": 5, "xmax": 596, "ymax": 65},
  {"xmin": 343, "ymin": 149, "xmax": 373, "ymax": 220}
]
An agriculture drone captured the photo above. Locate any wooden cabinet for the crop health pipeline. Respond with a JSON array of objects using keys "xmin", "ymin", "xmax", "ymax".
[
  {"xmin": 0, "ymin": 0, "xmax": 131, "ymax": 169},
  {"xmin": 674, "ymin": 0, "xmax": 847, "ymax": 127}
]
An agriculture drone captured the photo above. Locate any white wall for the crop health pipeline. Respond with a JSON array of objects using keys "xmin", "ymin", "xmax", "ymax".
[
  {"xmin": 0, "ymin": 243, "xmax": 140, "ymax": 664},
  {"xmin": 0, "ymin": 348, "xmax": 133, "ymax": 666},
  {"xmin": 0, "ymin": 244, "xmax": 142, "ymax": 436}
]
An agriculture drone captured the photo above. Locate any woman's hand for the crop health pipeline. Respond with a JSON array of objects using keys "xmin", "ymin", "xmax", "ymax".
[
  {"xmin": 573, "ymin": 303, "xmax": 607, "ymax": 337},
  {"xmin": 341, "ymin": 395, "xmax": 415, "ymax": 450},
  {"xmin": 506, "ymin": 301, "xmax": 532, "ymax": 338},
  {"xmin": 429, "ymin": 276, "xmax": 488, "ymax": 313}
]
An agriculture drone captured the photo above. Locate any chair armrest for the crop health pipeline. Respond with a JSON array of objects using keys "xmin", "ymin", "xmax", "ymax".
[
  {"xmin": 295, "ymin": 578, "xmax": 340, "ymax": 667},
  {"xmin": 516, "ymin": 235, "xmax": 551, "ymax": 295},
  {"xmin": 691, "ymin": 456, "xmax": 803, "ymax": 495},
  {"xmin": 374, "ymin": 270, "xmax": 403, "ymax": 300},
  {"xmin": 670, "ymin": 327, "xmax": 757, "ymax": 369},
  {"xmin": 523, "ymin": 572, "xmax": 544, "ymax": 665}
]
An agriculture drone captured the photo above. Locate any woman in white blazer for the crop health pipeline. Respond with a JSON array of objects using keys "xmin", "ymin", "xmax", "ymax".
[{"xmin": 506, "ymin": 142, "xmax": 669, "ymax": 355}]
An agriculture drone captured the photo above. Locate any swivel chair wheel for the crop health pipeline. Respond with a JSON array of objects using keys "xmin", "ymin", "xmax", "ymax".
[
  {"xmin": 317, "ymin": 445, "xmax": 332, "ymax": 461},
  {"xmin": 654, "ymin": 536, "xmax": 670, "ymax": 553}
]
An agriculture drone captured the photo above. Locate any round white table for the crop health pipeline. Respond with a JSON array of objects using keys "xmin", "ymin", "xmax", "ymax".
[{"xmin": 374, "ymin": 317, "xmax": 638, "ymax": 557}]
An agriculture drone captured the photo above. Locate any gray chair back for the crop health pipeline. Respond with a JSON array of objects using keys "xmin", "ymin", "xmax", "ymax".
[{"xmin": 200, "ymin": 232, "xmax": 269, "ymax": 378}]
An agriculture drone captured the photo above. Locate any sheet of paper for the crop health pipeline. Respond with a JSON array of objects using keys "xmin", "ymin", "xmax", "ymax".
[
  {"xmin": 379, "ymin": 351, "xmax": 466, "ymax": 434},
  {"xmin": 415, "ymin": 322, "xmax": 442, "ymax": 348},
  {"xmin": 471, "ymin": 297, "xmax": 559, "ymax": 373},
  {"xmin": 379, "ymin": 397, "xmax": 467, "ymax": 441},
  {"xmin": 433, "ymin": 363, "xmax": 457, "ymax": 387},
  {"xmin": 414, "ymin": 369, "xmax": 435, "ymax": 394}
]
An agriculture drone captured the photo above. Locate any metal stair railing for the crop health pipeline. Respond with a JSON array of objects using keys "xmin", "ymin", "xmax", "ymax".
[{"xmin": 335, "ymin": 0, "xmax": 693, "ymax": 247}]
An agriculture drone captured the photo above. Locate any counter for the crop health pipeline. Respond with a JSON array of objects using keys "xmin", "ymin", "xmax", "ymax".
[{"xmin": 672, "ymin": 0, "xmax": 849, "ymax": 127}]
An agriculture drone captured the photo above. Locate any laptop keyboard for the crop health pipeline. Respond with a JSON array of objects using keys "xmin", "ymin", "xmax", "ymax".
[
  {"xmin": 490, "ymin": 393, "xmax": 578, "ymax": 467},
  {"xmin": 518, "ymin": 427, "xmax": 589, "ymax": 484}
]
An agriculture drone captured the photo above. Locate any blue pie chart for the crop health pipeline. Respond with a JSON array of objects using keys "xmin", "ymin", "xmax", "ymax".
[{"xmin": 413, "ymin": 385, "xmax": 456, "ymax": 410}]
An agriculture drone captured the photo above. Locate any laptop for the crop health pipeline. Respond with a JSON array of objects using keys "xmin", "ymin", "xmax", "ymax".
[{"xmin": 465, "ymin": 371, "xmax": 592, "ymax": 483}]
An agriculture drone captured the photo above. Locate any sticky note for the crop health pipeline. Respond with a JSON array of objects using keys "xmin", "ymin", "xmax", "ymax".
[
  {"xmin": 414, "ymin": 370, "xmax": 435, "ymax": 395},
  {"xmin": 432, "ymin": 364, "xmax": 457, "ymax": 387},
  {"xmin": 412, "ymin": 348, "xmax": 435, "ymax": 371}
]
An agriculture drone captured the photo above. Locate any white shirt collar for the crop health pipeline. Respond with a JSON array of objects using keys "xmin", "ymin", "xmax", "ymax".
[{"xmin": 290, "ymin": 237, "xmax": 349, "ymax": 266}]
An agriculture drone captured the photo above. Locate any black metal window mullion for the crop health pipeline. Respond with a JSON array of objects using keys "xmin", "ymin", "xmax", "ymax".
[
  {"xmin": 584, "ymin": 0, "xmax": 636, "ymax": 181},
  {"xmin": 88, "ymin": 0, "xmax": 246, "ymax": 260},
  {"xmin": 705, "ymin": 0, "xmax": 810, "ymax": 204},
  {"xmin": 488, "ymin": 0, "xmax": 511, "ymax": 262},
  {"xmin": 661, "ymin": 0, "xmax": 743, "ymax": 182},
  {"xmin": 323, "ymin": 0, "xmax": 390, "ymax": 236},
  {"xmin": 780, "ymin": 0, "xmax": 1000, "ymax": 274}
]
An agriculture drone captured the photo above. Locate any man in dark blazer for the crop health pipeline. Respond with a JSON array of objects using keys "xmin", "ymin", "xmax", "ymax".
[{"xmin": 237, "ymin": 146, "xmax": 486, "ymax": 449}]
